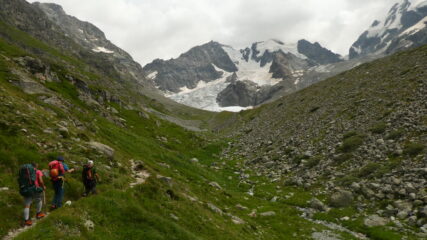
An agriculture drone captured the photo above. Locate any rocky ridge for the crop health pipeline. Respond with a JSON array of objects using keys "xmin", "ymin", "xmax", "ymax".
[
  {"xmin": 33, "ymin": 2, "xmax": 154, "ymax": 89},
  {"xmin": 350, "ymin": 0, "xmax": 427, "ymax": 59}
]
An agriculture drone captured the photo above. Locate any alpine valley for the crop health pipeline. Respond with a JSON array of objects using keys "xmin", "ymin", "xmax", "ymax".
[{"xmin": 0, "ymin": 0, "xmax": 426, "ymax": 240}]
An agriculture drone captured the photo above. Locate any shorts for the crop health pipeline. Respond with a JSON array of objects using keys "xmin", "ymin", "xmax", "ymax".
[{"xmin": 24, "ymin": 192, "xmax": 42, "ymax": 206}]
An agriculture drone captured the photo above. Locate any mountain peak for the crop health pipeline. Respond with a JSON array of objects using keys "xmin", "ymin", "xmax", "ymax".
[
  {"xmin": 297, "ymin": 39, "xmax": 342, "ymax": 65},
  {"xmin": 349, "ymin": 0, "xmax": 427, "ymax": 59},
  {"xmin": 33, "ymin": 2, "xmax": 65, "ymax": 13}
]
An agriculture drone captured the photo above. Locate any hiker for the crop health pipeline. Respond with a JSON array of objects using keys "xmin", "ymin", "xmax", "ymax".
[
  {"xmin": 18, "ymin": 163, "xmax": 46, "ymax": 226},
  {"xmin": 49, "ymin": 156, "xmax": 74, "ymax": 210},
  {"xmin": 82, "ymin": 160, "xmax": 100, "ymax": 196}
]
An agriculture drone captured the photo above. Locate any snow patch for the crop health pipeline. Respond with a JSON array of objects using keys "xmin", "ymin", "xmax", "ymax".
[
  {"xmin": 400, "ymin": 16, "xmax": 427, "ymax": 36},
  {"xmin": 366, "ymin": 0, "xmax": 408, "ymax": 38},
  {"xmin": 92, "ymin": 46, "xmax": 114, "ymax": 54},
  {"xmin": 408, "ymin": 0, "xmax": 427, "ymax": 11},
  {"xmin": 78, "ymin": 29, "xmax": 84, "ymax": 34},
  {"xmin": 255, "ymin": 39, "xmax": 307, "ymax": 59},
  {"xmin": 351, "ymin": 46, "xmax": 362, "ymax": 54},
  {"xmin": 147, "ymin": 71, "xmax": 158, "ymax": 80}
]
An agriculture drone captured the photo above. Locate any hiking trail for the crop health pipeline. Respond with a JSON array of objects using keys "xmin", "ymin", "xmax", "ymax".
[
  {"xmin": 129, "ymin": 159, "xmax": 151, "ymax": 188},
  {"xmin": 3, "ymin": 160, "xmax": 151, "ymax": 240}
]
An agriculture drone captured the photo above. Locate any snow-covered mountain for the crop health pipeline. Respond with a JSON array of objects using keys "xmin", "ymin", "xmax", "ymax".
[
  {"xmin": 143, "ymin": 39, "xmax": 343, "ymax": 111},
  {"xmin": 350, "ymin": 0, "xmax": 427, "ymax": 59}
]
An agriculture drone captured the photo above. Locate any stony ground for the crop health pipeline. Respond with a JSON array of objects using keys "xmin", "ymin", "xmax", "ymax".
[{"xmin": 223, "ymin": 45, "xmax": 427, "ymax": 238}]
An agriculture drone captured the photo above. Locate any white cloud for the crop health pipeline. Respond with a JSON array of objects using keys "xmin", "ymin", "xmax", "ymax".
[{"xmin": 27, "ymin": 0, "xmax": 402, "ymax": 65}]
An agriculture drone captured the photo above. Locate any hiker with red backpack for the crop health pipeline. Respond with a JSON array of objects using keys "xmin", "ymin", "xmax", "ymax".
[
  {"xmin": 49, "ymin": 156, "xmax": 74, "ymax": 210},
  {"xmin": 82, "ymin": 160, "xmax": 100, "ymax": 196},
  {"xmin": 18, "ymin": 163, "xmax": 46, "ymax": 226}
]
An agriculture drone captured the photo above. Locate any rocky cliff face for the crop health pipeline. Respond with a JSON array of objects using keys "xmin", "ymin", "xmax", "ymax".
[
  {"xmin": 0, "ymin": 0, "xmax": 69, "ymax": 51},
  {"xmin": 297, "ymin": 39, "xmax": 342, "ymax": 65},
  {"xmin": 350, "ymin": 0, "xmax": 427, "ymax": 59},
  {"xmin": 216, "ymin": 80, "xmax": 284, "ymax": 107},
  {"xmin": 0, "ymin": 0, "xmax": 210, "ymax": 131},
  {"xmin": 143, "ymin": 41, "xmax": 237, "ymax": 93},
  {"xmin": 33, "ymin": 3, "xmax": 153, "ymax": 89}
]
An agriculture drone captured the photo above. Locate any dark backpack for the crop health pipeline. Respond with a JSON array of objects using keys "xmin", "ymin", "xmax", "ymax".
[
  {"xmin": 82, "ymin": 165, "xmax": 92, "ymax": 182},
  {"xmin": 82, "ymin": 165, "xmax": 96, "ymax": 183},
  {"xmin": 18, "ymin": 164, "xmax": 39, "ymax": 197}
]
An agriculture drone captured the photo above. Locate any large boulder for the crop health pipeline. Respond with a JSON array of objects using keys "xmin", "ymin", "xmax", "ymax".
[
  {"xmin": 88, "ymin": 141, "xmax": 115, "ymax": 158},
  {"xmin": 10, "ymin": 68, "xmax": 50, "ymax": 95},
  {"xmin": 260, "ymin": 211, "xmax": 276, "ymax": 217},
  {"xmin": 329, "ymin": 190, "xmax": 354, "ymax": 208},
  {"xmin": 364, "ymin": 215, "xmax": 389, "ymax": 227},
  {"xmin": 310, "ymin": 198, "xmax": 328, "ymax": 212}
]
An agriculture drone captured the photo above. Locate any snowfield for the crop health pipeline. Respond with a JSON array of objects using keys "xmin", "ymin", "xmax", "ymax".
[
  {"xmin": 222, "ymin": 45, "xmax": 282, "ymax": 86},
  {"xmin": 166, "ymin": 65, "xmax": 250, "ymax": 112},
  {"xmin": 92, "ymin": 46, "xmax": 114, "ymax": 54}
]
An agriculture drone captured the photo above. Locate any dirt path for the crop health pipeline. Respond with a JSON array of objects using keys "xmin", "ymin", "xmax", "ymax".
[
  {"xmin": 3, "ymin": 212, "xmax": 50, "ymax": 240},
  {"xmin": 3, "ymin": 160, "xmax": 150, "ymax": 240},
  {"xmin": 297, "ymin": 207, "xmax": 367, "ymax": 240},
  {"xmin": 129, "ymin": 159, "xmax": 151, "ymax": 188}
]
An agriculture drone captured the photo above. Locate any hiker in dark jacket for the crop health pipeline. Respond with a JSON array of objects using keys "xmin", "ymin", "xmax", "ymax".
[
  {"xmin": 82, "ymin": 160, "xmax": 100, "ymax": 196},
  {"xmin": 21, "ymin": 163, "xmax": 46, "ymax": 226},
  {"xmin": 48, "ymin": 156, "xmax": 74, "ymax": 210}
]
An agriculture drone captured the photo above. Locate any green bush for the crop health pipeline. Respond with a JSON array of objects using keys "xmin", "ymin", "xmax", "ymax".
[
  {"xmin": 292, "ymin": 154, "xmax": 310, "ymax": 165},
  {"xmin": 403, "ymin": 143, "xmax": 425, "ymax": 157},
  {"xmin": 370, "ymin": 122, "xmax": 387, "ymax": 134},
  {"xmin": 386, "ymin": 129, "xmax": 404, "ymax": 140},
  {"xmin": 333, "ymin": 153, "xmax": 353, "ymax": 165},
  {"xmin": 343, "ymin": 131, "xmax": 358, "ymax": 139},
  {"xmin": 358, "ymin": 163, "xmax": 380, "ymax": 177},
  {"xmin": 336, "ymin": 175, "xmax": 359, "ymax": 187},
  {"xmin": 305, "ymin": 157, "xmax": 321, "ymax": 168},
  {"xmin": 338, "ymin": 135, "xmax": 364, "ymax": 153}
]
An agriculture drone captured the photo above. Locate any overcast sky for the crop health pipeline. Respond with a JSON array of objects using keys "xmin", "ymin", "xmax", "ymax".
[{"xmin": 28, "ymin": 0, "xmax": 401, "ymax": 65}]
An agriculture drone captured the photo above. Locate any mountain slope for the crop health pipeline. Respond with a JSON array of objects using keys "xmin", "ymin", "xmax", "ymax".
[
  {"xmin": 0, "ymin": 0, "xmax": 225, "ymax": 131},
  {"xmin": 224, "ymin": 44, "xmax": 427, "ymax": 239}
]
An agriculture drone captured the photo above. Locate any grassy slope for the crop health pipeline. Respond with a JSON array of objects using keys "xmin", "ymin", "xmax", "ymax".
[{"xmin": 0, "ymin": 21, "xmax": 333, "ymax": 239}]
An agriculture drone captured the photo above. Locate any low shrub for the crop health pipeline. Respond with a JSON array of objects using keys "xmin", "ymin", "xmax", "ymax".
[
  {"xmin": 403, "ymin": 142, "xmax": 425, "ymax": 157},
  {"xmin": 338, "ymin": 135, "xmax": 364, "ymax": 153},
  {"xmin": 370, "ymin": 122, "xmax": 387, "ymax": 134},
  {"xmin": 386, "ymin": 129, "xmax": 404, "ymax": 140},
  {"xmin": 305, "ymin": 157, "xmax": 321, "ymax": 168},
  {"xmin": 333, "ymin": 153, "xmax": 353, "ymax": 165},
  {"xmin": 357, "ymin": 163, "xmax": 380, "ymax": 177}
]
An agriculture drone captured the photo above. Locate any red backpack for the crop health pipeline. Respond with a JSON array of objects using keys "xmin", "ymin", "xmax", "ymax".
[{"xmin": 49, "ymin": 160, "xmax": 62, "ymax": 180}]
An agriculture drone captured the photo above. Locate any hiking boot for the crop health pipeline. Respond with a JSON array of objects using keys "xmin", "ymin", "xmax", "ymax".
[
  {"xmin": 50, "ymin": 205, "xmax": 57, "ymax": 211},
  {"xmin": 24, "ymin": 219, "xmax": 32, "ymax": 226},
  {"xmin": 36, "ymin": 212, "xmax": 46, "ymax": 219}
]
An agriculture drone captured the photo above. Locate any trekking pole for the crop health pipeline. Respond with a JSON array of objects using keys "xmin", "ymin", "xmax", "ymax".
[{"xmin": 43, "ymin": 190, "xmax": 46, "ymax": 212}]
